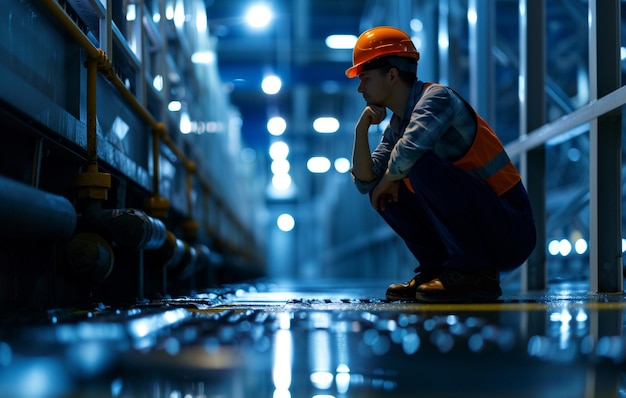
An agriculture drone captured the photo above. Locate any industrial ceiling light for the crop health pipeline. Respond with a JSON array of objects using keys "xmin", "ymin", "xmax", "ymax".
[
  {"xmin": 269, "ymin": 141, "xmax": 289, "ymax": 160},
  {"xmin": 262, "ymin": 75, "xmax": 282, "ymax": 95},
  {"xmin": 267, "ymin": 116, "xmax": 287, "ymax": 136},
  {"xmin": 191, "ymin": 51, "xmax": 215, "ymax": 64},
  {"xmin": 153, "ymin": 75, "xmax": 164, "ymax": 91},
  {"xmin": 313, "ymin": 117, "xmax": 339, "ymax": 133},
  {"xmin": 325, "ymin": 34, "xmax": 357, "ymax": 49},
  {"xmin": 307, "ymin": 157, "xmax": 331, "ymax": 173},
  {"xmin": 272, "ymin": 174, "xmax": 292, "ymax": 191},
  {"xmin": 179, "ymin": 112, "xmax": 191, "ymax": 134},
  {"xmin": 126, "ymin": 4, "xmax": 136, "ymax": 21},
  {"xmin": 168, "ymin": 101, "xmax": 182, "ymax": 112},
  {"xmin": 334, "ymin": 157, "xmax": 351, "ymax": 173},
  {"xmin": 276, "ymin": 213, "xmax": 295, "ymax": 232},
  {"xmin": 246, "ymin": 4, "xmax": 272, "ymax": 29},
  {"xmin": 271, "ymin": 159, "xmax": 290, "ymax": 175}
]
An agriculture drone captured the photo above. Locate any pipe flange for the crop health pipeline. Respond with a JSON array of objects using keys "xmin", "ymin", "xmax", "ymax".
[
  {"xmin": 144, "ymin": 196, "xmax": 170, "ymax": 219},
  {"xmin": 182, "ymin": 218, "xmax": 200, "ymax": 240},
  {"xmin": 153, "ymin": 122, "xmax": 167, "ymax": 138},
  {"xmin": 75, "ymin": 171, "xmax": 111, "ymax": 200}
]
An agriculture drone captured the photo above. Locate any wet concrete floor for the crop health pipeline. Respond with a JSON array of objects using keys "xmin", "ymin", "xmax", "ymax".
[{"xmin": 1, "ymin": 278, "xmax": 625, "ymax": 397}]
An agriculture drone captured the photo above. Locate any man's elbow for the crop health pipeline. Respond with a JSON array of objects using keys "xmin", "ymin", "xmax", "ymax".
[{"xmin": 351, "ymin": 174, "xmax": 379, "ymax": 194}]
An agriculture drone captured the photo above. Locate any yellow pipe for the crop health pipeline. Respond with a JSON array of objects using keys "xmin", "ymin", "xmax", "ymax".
[
  {"xmin": 75, "ymin": 52, "xmax": 111, "ymax": 200},
  {"xmin": 109, "ymin": 76, "xmax": 158, "ymax": 127},
  {"xmin": 85, "ymin": 57, "xmax": 98, "ymax": 170},
  {"xmin": 186, "ymin": 161, "xmax": 195, "ymax": 218},
  {"xmin": 152, "ymin": 123, "xmax": 164, "ymax": 198}
]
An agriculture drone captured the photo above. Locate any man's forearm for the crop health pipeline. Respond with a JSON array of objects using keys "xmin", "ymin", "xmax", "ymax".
[{"xmin": 351, "ymin": 124, "xmax": 377, "ymax": 182}]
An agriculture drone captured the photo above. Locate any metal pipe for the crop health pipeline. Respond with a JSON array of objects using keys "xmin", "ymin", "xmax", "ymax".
[
  {"xmin": 175, "ymin": 242, "xmax": 198, "ymax": 279},
  {"xmin": 152, "ymin": 123, "xmax": 163, "ymax": 198},
  {"xmin": 0, "ymin": 176, "xmax": 76, "ymax": 240},
  {"xmin": 86, "ymin": 56, "xmax": 98, "ymax": 171},
  {"xmin": 588, "ymin": 0, "xmax": 622, "ymax": 293},
  {"xmin": 145, "ymin": 230, "xmax": 186, "ymax": 269},
  {"xmin": 82, "ymin": 202, "xmax": 167, "ymax": 250},
  {"xmin": 185, "ymin": 163, "xmax": 195, "ymax": 219},
  {"xmin": 59, "ymin": 232, "xmax": 114, "ymax": 285}
]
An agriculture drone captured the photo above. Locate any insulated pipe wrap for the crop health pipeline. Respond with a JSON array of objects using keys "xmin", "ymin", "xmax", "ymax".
[{"xmin": 0, "ymin": 175, "xmax": 77, "ymax": 240}]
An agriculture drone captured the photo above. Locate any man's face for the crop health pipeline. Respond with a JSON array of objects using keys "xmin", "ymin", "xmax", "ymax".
[{"xmin": 357, "ymin": 69, "xmax": 390, "ymax": 106}]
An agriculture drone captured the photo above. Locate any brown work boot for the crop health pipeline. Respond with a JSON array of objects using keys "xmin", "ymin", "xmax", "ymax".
[
  {"xmin": 415, "ymin": 268, "xmax": 502, "ymax": 303},
  {"xmin": 386, "ymin": 269, "xmax": 439, "ymax": 301}
]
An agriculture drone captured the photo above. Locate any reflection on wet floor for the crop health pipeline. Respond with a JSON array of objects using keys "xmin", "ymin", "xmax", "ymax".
[{"xmin": 0, "ymin": 279, "xmax": 625, "ymax": 397}]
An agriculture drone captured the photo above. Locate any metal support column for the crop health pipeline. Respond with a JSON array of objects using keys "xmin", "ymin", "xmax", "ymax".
[
  {"xmin": 519, "ymin": 0, "xmax": 546, "ymax": 292},
  {"xmin": 589, "ymin": 0, "xmax": 622, "ymax": 293},
  {"xmin": 437, "ymin": 0, "xmax": 450, "ymax": 86},
  {"xmin": 468, "ymin": 0, "xmax": 494, "ymax": 119}
]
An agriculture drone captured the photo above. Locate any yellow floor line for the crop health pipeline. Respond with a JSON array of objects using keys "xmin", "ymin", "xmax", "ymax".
[{"xmin": 186, "ymin": 300, "xmax": 626, "ymax": 313}]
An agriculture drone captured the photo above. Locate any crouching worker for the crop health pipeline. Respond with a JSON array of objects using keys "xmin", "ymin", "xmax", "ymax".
[{"xmin": 346, "ymin": 26, "xmax": 536, "ymax": 302}]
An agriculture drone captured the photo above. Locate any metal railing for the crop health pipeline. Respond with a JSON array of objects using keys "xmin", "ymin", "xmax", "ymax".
[{"xmin": 506, "ymin": 0, "xmax": 623, "ymax": 293}]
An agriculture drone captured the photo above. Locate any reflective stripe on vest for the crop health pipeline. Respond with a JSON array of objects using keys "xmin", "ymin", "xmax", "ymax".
[
  {"xmin": 403, "ymin": 83, "xmax": 521, "ymax": 196},
  {"xmin": 452, "ymin": 112, "xmax": 521, "ymax": 195}
]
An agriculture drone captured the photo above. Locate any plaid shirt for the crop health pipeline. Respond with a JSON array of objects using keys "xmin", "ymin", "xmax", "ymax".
[{"xmin": 353, "ymin": 80, "xmax": 478, "ymax": 194}]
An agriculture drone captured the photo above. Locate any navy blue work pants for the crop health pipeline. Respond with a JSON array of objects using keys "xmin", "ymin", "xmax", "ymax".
[{"xmin": 376, "ymin": 152, "xmax": 536, "ymax": 273}]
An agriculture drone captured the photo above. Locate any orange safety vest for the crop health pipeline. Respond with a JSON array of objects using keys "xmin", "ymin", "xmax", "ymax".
[{"xmin": 403, "ymin": 83, "xmax": 521, "ymax": 196}]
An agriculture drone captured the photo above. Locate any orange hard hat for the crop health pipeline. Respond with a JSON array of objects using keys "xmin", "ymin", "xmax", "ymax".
[{"xmin": 345, "ymin": 26, "xmax": 420, "ymax": 78}]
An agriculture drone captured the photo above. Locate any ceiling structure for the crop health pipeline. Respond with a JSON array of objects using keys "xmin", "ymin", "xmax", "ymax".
[{"xmin": 204, "ymin": 0, "xmax": 365, "ymax": 155}]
